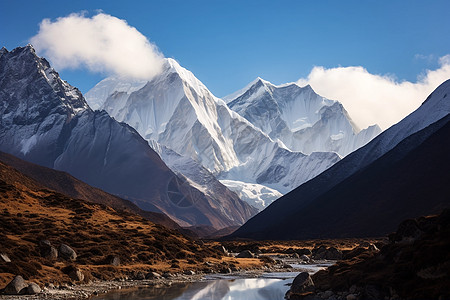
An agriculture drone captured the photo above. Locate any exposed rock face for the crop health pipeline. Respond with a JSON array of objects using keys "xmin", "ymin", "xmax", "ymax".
[
  {"xmin": 86, "ymin": 59, "xmax": 341, "ymax": 210},
  {"xmin": 227, "ymin": 78, "xmax": 380, "ymax": 157},
  {"xmin": 232, "ymin": 80, "xmax": 450, "ymax": 239},
  {"xmin": 0, "ymin": 45, "xmax": 256, "ymax": 229}
]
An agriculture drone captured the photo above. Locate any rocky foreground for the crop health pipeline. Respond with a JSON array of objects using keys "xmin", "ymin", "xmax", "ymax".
[{"xmin": 285, "ymin": 209, "xmax": 450, "ymax": 300}]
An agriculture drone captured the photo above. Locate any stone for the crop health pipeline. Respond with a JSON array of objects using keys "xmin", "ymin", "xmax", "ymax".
[
  {"xmin": 68, "ymin": 268, "xmax": 84, "ymax": 282},
  {"xmin": 393, "ymin": 219, "xmax": 423, "ymax": 243},
  {"xmin": 300, "ymin": 254, "xmax": 311, "ymax": 262},
  {"xmin": 0, "ymin": 253, "xmax": 11, "ymax": 263},
  {"xmin": 346, "ymin": 294, "xmax": 357, "ymax": 300},
  {"xmin": 297, "ymin": 248, "xmax": 312, "ymax": 256},
  {"xmin": 108, "ymin": 255, "xmax": 120, "ymax": 266},
  {"xmin": 292, "ymin": 253, "xmax": 300, "ymax": 259},
  {"xmin": 3, "ymin": 275, "xmax": 28, "ymax": 295},
  {"xmin": 289, "ymin": 272, "xmax": 315, "ymax": 294},
  {"xmin": 59, "ymin": 244, "xmax": 77, "ymax": 261},
  {"xmin": 236, "ymin": 250, "xmax": 254, "ymax": 258},
  {"xmin": 219, "ymin": 267, "xmax": 232, "ymax": 274},
  {"xmin": 134, "ymin": 271, "xmax": 145, "ymax": 280},
  {"xmin": 218, "ymin": 246, "xmax": 229, "ymax": 255},
  {"xmin": 358, "ymin": 241, "xmax": 371, "ymax": 248},
  {"xmin": 42, "ymin": 246, "xmax": 58, "ymax": 260},
  {"xmin": 39, "ymin": 240, "xmax": 58, "ymax": 259},
  {"xmin": 184, "ymin": 270, "xmax": 195, "ymax": 275},
  {"xmin": 26, "ymin": 283, "xmax": 41, "ymax": 295},
  {"xmin": 259, "ymin": 255, "xmax": 276, "ymax": 264},
  {"xmin": 323, "ymin": 290, "xmax": 334, "ymax": 298},
  {"xmin": 368, "ymin": 244, "xmax": 379, "ymax": 252},
  {"xmin": 145, "ymin": 272, "xmax": 161, "ymax": 279},
  {"xmin": 325, "ymin": 247, "xmax": 343, "ymax": 260}
]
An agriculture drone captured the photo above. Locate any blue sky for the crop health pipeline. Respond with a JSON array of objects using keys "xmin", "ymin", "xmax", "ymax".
[
  {"xmin": 1, "ymin": 0, "xmax": 449, "ymax": 96},
  {"xmin": 1, "ymin": 0, "xmax": 450, "ymax": 129}
]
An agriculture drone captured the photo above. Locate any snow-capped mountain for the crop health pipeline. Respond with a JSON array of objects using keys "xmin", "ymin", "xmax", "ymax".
[
  {"xmin": 0, "ymin": 45, "xmax": 256, "ymax": 228},
  {"xmin": 86, "ymin": 58, "xmax": 340, "ymax": 209},
  {"xmin": 232, "ymin": 79, "xmax": 450, "ymax": 239},
  {"xmin": 226, "ymin": 78, "xmax": 381, "ymax": 157}
]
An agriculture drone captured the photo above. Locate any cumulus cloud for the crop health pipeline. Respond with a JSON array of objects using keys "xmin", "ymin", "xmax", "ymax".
[
  {"xmin": 298, "ymin": 55, "xmax": 450, "ymax": 129},
  {"xmin": 30, "ymin": 12, "xmax": 164, "ymax": 79}
]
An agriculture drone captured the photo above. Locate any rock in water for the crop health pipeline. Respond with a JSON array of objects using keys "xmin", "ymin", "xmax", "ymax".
[
  {"xmin": 59, "ymin": 244, "xmax": 77, "ymax": 261},
  {"xmin": 3, "ymin": 275, "xmax": 28, "ymax": 295}
]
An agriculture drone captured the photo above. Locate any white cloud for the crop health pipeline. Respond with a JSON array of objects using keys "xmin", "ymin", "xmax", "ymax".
[
  {"xmin": 298, "ymin": 56, "xmax": 450, "ymax": 129},
  {"xmin": 30, "ymin": 12, "xmax": 164, "ymax": 79}
]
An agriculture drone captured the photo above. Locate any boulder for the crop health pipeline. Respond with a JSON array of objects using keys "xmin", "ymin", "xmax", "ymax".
[
  {"xmin": 3, "ymin": 275, "xmax": 28, "ymax": 295},
  {"xmin": 107, "ymin": 255, "xmax": 120, "ymax": 266},
  {"xmin": 68, "ymin": 267, "xmax": 84, "ymax": 282},
  {"xmin": 236, "ymin": 250, "xmax": 254, "ymax": 258},
  {"xmin": 219, "ymin": 267, "xmax": 232, "ymax": 274},
  {"xmin": 313, "ymin": 246, "xmax": 342, "ymax": 260},
  {"xmin": 218, "ymin": 246, "xmax": 229, "ymax": 256},
  {"xmin": 347, "ymin": 294, "xmax": 357, "ymax": 300},
  {"xmin": 145, "ymin": 272, "xmax": 161, "ymax": 279},
  {"xmin": 300, "ymin": 255, "xmax": 310, "ymax": 262},
  {"xmin": 325, "ymin": 247, "xmax": 343, "ymax": 260},
  {"xmin": 133, "ymin": 271, "xmax": 145, "ymax": 280},
  {"xmin": 184, "ymin": 270, "xmax": 195, "ymax": 275},
  {"xmin": 259, "ymin": 255, "xmax": 276, "ymax": 264},
  {"xmin": 0, "ymin": 253, "xmax": 11, "ymax": 263},
  {"xmin": 286, "ymin": 272, "xmax": 315, "ymax": 298},
  {"xmin": 297, "ymin": 248, "xmax": 312, "ymax": 256},
  {"xmin": 358, "ymin": 241, "xmax": 371, "ymax": 248},
  {"xmin": 59, "ymin": 244, "xmax": 77, "ymax": 261},
  {"xmin": 368, "ymin": 244, "xmax": 379, "ymax": 252},
  {"xmin": 391, "ymin": 219, "xmax": 423, "ymax": 243},
  {"xmin": 26, "ymin": 283, "xmax": 41, "ymax": 295},
  {"xmin": 39, "ymin": 240, "xmax": 58, "ymax": 259}
]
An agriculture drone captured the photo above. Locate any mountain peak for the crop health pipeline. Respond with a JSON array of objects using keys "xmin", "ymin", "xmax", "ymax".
[
  {"xmin": 163, "ymin": 57, "xmax": 211, "ymax": 96},
  {"xmin": 0, "ymin": 44, "xmax": 89, "ymax": 117}
]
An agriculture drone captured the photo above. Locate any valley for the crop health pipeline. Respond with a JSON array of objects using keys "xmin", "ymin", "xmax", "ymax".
[{"xmin": 0, "ymin": 43, "xmax": 449, "ymax": 300}]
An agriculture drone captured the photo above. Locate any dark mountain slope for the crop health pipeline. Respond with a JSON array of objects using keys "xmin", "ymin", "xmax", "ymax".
[
  {"xmin": 0, "ymin": 151, "xmax": 181, "ymax": 230},
  {"xmin": 0, "ymin": 45, "xmax": 255, "ymax": 229},
  {"xmin": 232, "ymin": 80, "xmax": 450, "ymax": 239},
  {"xmin": 252, "ymin": 114, "xmax": 450, "ymax": 239}
]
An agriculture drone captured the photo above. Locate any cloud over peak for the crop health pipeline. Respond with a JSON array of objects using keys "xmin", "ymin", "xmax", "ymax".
[
  {"xmin": 298, "ymin": 56, "xmax": 450, "ymax": 129},
  {"xmin": 30, "ymin": 12, "xmax": 164, "ymax": 79}
]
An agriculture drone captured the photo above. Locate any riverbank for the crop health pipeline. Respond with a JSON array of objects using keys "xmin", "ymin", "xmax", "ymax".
[{"xmin": 0, "ymin": 261, "xmax": 333, "ymax": 300}]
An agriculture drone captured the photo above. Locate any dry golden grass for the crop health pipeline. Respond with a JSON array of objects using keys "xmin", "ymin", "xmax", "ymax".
[{"xmin": 0, "ymin": 162, "xmax": 224, "ymax": 288}]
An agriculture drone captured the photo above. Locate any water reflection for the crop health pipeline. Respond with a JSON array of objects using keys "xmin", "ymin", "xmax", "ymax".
[{"xmin": 93, "ymin": 277, "xmax": 293, "ymax": 300}]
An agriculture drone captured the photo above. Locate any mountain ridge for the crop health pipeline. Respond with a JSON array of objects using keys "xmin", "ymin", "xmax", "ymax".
[
  {"xmin": 0, "ymin": 45, "xmax": 255, "ymax": 229},
  {"xmin": 231, "ymin": 79, "xmax": 450, "ymax": 239}
]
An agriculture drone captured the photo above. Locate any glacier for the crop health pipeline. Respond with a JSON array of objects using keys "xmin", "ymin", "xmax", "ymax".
[{"xmin": 86, "ymin": 58, "xmax": 347, "ymax": 210}]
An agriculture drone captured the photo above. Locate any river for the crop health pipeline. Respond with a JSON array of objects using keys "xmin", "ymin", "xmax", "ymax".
[{"xmin": 92, "ymin": 264, "xmax": 331, "ymax": 300}]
